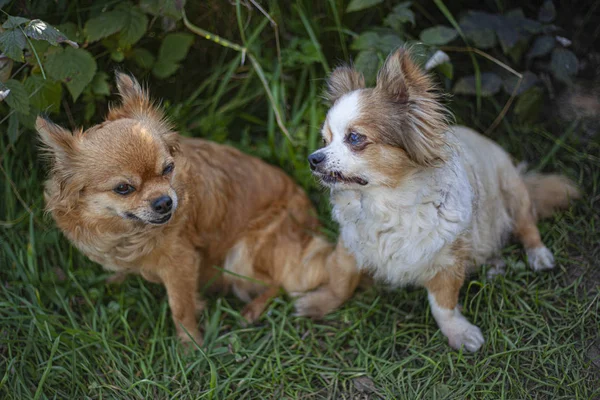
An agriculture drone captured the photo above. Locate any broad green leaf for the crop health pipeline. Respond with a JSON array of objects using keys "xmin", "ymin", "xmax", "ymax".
[
  {"xmin": 24, "ymin": 74, "xmax": 63, "ymax": 114},
  {"xmin": 538, "ymin": 0, "xmax": 556, "ymax": 23},
  {"xmin": 111, "ymin": 50, "xmax": 125, "ymax": 62},
  {"xmin": 57, "ymin": 22, "xmax": 80, "ymax": 42},
  {"xmin": 453, "ymin": 72, "xmax": 502, "ymax": 97},
  {"xmin": 346, "ymin": 0, "xmax": 383, "ymax": 13},
  {"xmin": 551, "ymin": 48, "xmax": 578, "ymax": 83},
  {"xmin": 385, "ymin": 2, "xmax": 415, "ymax": 29},
  {"xmin": 118, "ymin": 6, "xmax": 148, "ymax": 47},
  {"xmin": 140, "ymin": 0, "xmax": 185, "ymax": 20},
  {"xmin": 0, "ymin": 29, "xmax": 27, "ymax": 61},
  {"xmin": 2, "ymin": 16, "xmax": 29, "ymax": 29},
  {"xmin": 45, "ymin": 47, "xmax": 97, "ymax": 100},
  {"xmin": 85, "ymin": 9, "xmax": 127, "ymax": 42},
  {"xmin": 131, "ymin": 48, "xmax": 155, "ymax": 69},
  {"xmin": 152, "ymin": 33, "xmax": 193, "ymax": 78},
  {"xmin": 158, "ymin": 32, "xmax": 194, "ymax": 62},
  {"xmin": 24, "ymin": 19, "xmax": 78, "ymax": 47},
  {"xmin": 351, "ymin": 32, "xmax": 380, "ymax": 51},
  {"xmin": 419, "ymin": 26, "xmax": 458, "ymax": 46},
  {"xmin": 354, "ymin": 50, "xmax": 379, "ymax": 86},
  {"xmin": 4, "ymin": 79, "xmax": 30, "ymax": 114},
  {"xmin": 460, "ymin": 13, "xmax": 497, "ymax": 49},
  {"xmin": 527, "ymin": 35, "xmax": 555, "ymax": 59},
  {"xmin": 91, "ymin": 72, "xmax": 110, "ymax": 96}
]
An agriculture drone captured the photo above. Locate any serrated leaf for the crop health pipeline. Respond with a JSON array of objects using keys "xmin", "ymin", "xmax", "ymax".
[
  {"xmin": 419, "ymin": 26, "xmax": 458, "ymax": 46},
  {"xmin": 453, "ymin": 72, "xmax": 502, "ymax": 97},
  {"xmin": 24, "ymin": 19, "xmax": 78, "ymax": 47},
  {"xmin": 4, "ymin": 79, "xmax": 29, "ymax": 114},
  {"xmin": 354, "ymin": 50, "xmax": 379, "ymax": 86},
  {"xmin": 85, "ymin": 9, "xmax": 127, "ymax": 42},
  {"xmin": 91, "ymin": 72, "xmax": 110, "ymax": 96},
  {"xmin": 0, "ymin": 29, "xmax": 26, "ymax": 61},
  {"xmin": 140, "ymin": 0, "xmax": 184, "ymax": 20},
  {"xmin": 538, "ymin": 1, "xmax": 556, "ymax": 23},
  {"xmin": 346, "ymin": 0, "xmax": 383, "ymax": 13},
  {"xmin": 45, "ymin": 47, "xmax": 97, "ymax": 100},
  {"xmin": 24, "ymin": 75, "xmax": 63, "ymax": 114},
  {"xmin": 502, "ymin": 71, "xmax": 539, "ymax": 95},
  {"xmin": 2, "ymin": 16, "xmax": 29, "ymax": 29},
  {"xmin": 551, "ymin": 48, "xmax": 578, "ymax": 83},
  {"xmin": 436, "ymin": 62, "xmax": 453, "ymax": 79},
  {"xmin": 527, "ymin": 35, "xmax": 555, "ymax": 59},
  {"xmin": 118, "ymin": 6, "xmax": 148, "ymax": 47},
  {"xmin": 131, "ymin": 48, "xmax": 155, "ymax": 69}
]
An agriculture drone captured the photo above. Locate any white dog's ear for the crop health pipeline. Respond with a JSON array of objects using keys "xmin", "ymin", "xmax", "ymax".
[
  {"xmin": 376, "ymin": 49, "xmax": 450, "ymax": 167},
  {"xmin": 325, "ymin": 66, "xmax": 365, "ymax": 104}
]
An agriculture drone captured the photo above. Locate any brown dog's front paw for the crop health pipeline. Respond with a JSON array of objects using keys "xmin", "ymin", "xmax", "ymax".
[{"xmin": 178, "ymin": 330, "xmax": 204, "ymax": 351}]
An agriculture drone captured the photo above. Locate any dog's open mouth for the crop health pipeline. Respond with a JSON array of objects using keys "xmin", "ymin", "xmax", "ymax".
[{"xmin": 316, "ymin": 170, "xmax": 368, "ymax": 186}]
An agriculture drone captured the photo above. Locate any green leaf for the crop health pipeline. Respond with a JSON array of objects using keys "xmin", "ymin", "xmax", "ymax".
[
  {"xmin": 152, "ymin": 33, "xmax": 193, "ymax": 79},
  {"xmin": 45, "ymin": 47, "xmax": 97, "ymax": 100},
  {"xmin": 0, "ymin": 29, "xmax": 27, "ymax": 61},
  {"xmin": 24, "ymin": 19, "xmax": 78, "ymax": 47},
  {"xmin": 131, "ymin": 48, "xmax": 155, "ymax": 69},
  {"xmin": 550, "ymin": 48, "xmax": 578, "ymax": 83},
  {"xmin": 453, "ymin": 72, "xmax": 502, "ymax": 97},
  {"xmin": 515, "ymin": 86, "xmax": 544, "ymax": 123},
  {"xmin": 91, "ymin": 72, "xmax": 110, "ymax": 96},
  {"xmin": 538, "ymin": 1, "xmax": 556, "ymax": 23},
  {"xmin": 351, "ymin": 32, "xmax": 403, "ymax": 53},
  {"xmin": 24, "ymin": 75, "xmax": 63, "ymax": 114},
  {"xmin": 7, "ymin": 112, "xmax": 19, "ymax": 145},
  {"xmin": 502, "ymin": 72, "xmax": 539, "ymax": 95},
  {"xmin": 385, "ymin": 2, "xmax": 415, "ymax": 29},
  {"xmin": 346, "ymin": 0, "xmax": 383, "ymax": 13},
  {"xmin": 354, "ymin": 50, "xmax": 379, "ymax": 86},
  {"xmin": 436, "ymin": 62, "xmax": 453, "ymax": 80},
  {"xmin": 118, "ymin": 6, "xmax": 148, "ymax": 47},
  {"xmin": 419, "ymin": 26, "xmax": 458, "ymax": 46},
  {"xmin": 111, "ymin": 50, "xmax": 125, "ymax": 62},
  {"xmin": 140, "ymin": 0, "xmax": 185, "ymax": 20},
  {"xmin": 2, "ymin": 16, "xmax": 29, "ymax": 29},
  {"xmin": 4, "ymin": 79, "xmax": 30, "ymax": 114},
  {"xmin": 85, "ymin": 9, "xmax": 127, "ymax": 42},
  {"xmin": 527, "ymin": 35, "xmax": 555, "ymax": 59}
]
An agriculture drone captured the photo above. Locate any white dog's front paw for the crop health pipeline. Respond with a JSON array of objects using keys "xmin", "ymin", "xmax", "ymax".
[
  {"xmin": 443, "ymin": 317, "xmax": 485, "ymax": 352},
  {"xmin": 526, "ymin": 246, "xmax": 555, "ymax": 271}
]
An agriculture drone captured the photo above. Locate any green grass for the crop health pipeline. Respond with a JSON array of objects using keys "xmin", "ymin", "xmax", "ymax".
[{"xmin": 1, "ymin": 1, "xmax": 600, "ymax": 398}]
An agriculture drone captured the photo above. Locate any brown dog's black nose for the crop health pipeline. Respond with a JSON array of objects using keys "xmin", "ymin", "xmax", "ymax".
[
  {"xmin": 151, "ymin": 195, "xmax": 173, "ymax": 214},
  {"xmin": 308, "ymin": 152, "xmax": 326, "ymax": 170}
]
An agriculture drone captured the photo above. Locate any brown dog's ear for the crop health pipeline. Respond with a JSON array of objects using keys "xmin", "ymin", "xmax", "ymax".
[
  {"xmin": 376, "ymin": 49, "xmax": 450, "ymax": 167},
  {"xmin": 326, "ymin": 66, "xmax": 365, "ymax": 104},
  {"xmin": 107, "ymin": 73, "xmax": 165, "ymax": 123},
  {"xmin": 36, "ymin": 116, "xmax": 76, "ymax": 166},
  {"xmin": 109, "ymin": 73, "xmax": 179, "ymax": 154}
]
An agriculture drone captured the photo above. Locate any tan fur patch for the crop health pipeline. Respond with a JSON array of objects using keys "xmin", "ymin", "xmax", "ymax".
[{"xmin": 425, "ymin": 238, "xmax": 468, "ymax": 309}]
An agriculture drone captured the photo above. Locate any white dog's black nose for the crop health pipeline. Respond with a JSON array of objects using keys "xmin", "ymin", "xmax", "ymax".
[
  {"xmin": 308, "ymin": 152, "xmax": 326, "ymax": 170},
  {"xmin": 151, "ymin": 195, "xmax": 173, "ymax": 214}
]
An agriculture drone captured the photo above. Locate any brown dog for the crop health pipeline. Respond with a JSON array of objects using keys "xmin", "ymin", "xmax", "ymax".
[{"xmin": 37, "ymin": 73, "xmax": 360, "ymax": 345}]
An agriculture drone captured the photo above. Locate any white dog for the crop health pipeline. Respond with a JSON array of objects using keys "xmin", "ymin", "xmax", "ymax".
[{"xmin": 309, "ymin": 48, "xmax": 579, "ymax": 352}]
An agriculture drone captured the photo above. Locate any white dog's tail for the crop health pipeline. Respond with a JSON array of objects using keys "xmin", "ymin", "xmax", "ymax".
[{"xmin": 521, "ymin": 168, "xmax": 580, "ymax": 220}]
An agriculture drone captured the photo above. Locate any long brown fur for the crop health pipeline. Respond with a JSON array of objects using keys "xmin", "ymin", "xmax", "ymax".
[{"xmin": 37, "ymin": 73, "xmax": 361, "ymax": 345}]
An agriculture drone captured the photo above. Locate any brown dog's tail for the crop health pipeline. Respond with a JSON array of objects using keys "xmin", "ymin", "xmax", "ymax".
[
  {"xmin": 522, "ymin": 171, "xmax": 580, "ymax": 220},
  {"xmin": 291, "ymin": 237, "xmax": 362, "ymax": 318}
]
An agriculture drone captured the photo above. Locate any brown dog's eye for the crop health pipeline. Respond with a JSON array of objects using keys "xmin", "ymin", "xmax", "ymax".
[
  {"xmin": 162, "ymin": 163, "xmax": 174, "ymax": 175},
  {"xmin": 346, "ymin": 131, "xmax": 366, "ymax": 147},
  {"xmin": 114, "ymin": 183, "xmax": 135, "ymax": 195}
]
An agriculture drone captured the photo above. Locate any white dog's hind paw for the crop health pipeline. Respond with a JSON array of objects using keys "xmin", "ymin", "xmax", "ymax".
[
  {"xmin": 526, "ymin": 246, "xmax": 555, "ymax": 271},
  {"xmin": 445, "ymin": 318, "xmax": 485, "ymax": 353}
]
